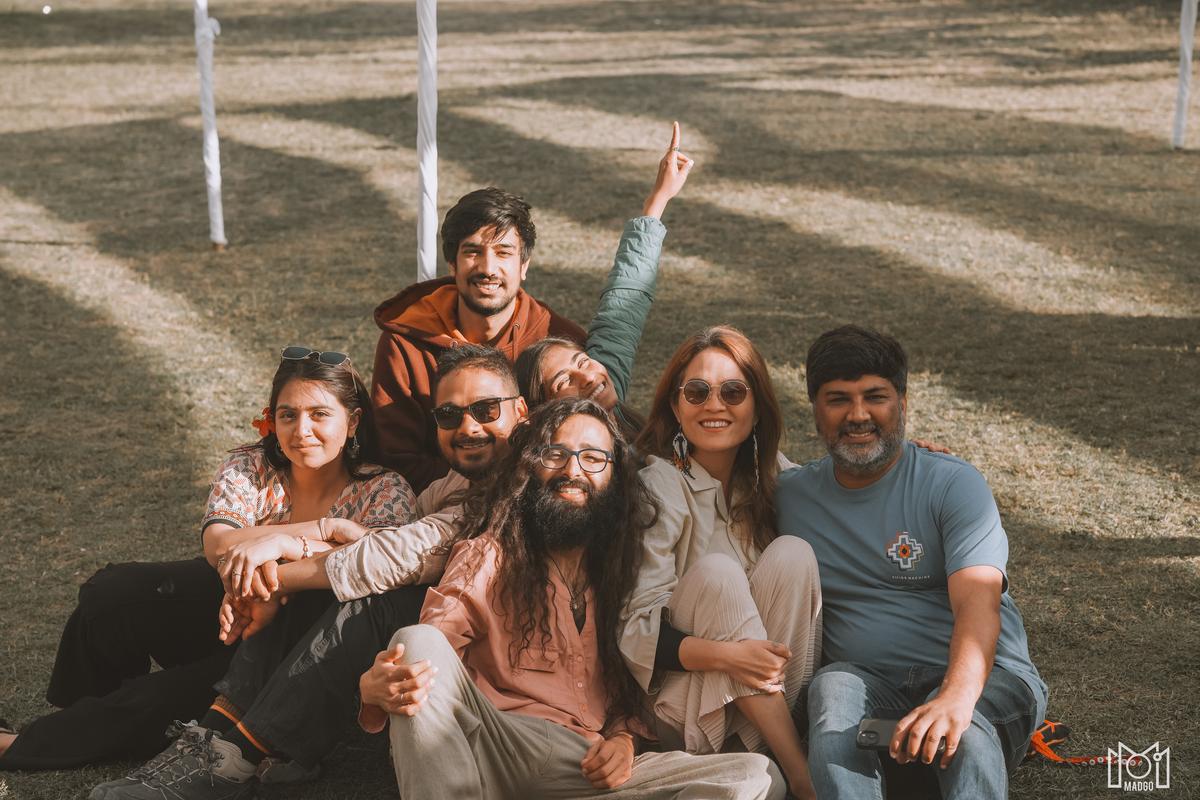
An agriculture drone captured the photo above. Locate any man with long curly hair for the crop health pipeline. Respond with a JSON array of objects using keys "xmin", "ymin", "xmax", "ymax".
[{"xmin": 360, "ymin": 398, "xmax": 784, "ymax": 799}]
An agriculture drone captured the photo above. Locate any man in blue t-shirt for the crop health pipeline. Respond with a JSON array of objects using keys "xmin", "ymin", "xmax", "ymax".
[{"xmin": 777, "ymin": 325, "xmax": 1047, "ymax": 800}]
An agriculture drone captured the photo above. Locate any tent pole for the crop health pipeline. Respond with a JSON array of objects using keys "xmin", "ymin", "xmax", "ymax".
[
  {"xmin": 193, "ymin": 0, "xmax": 227, "ymax": 249},
  {"xmin": 1173, "ymin": 0, "xmax": 1198, "ymax": 148},
  {"xmin": 416, "ymin": 0, "xmax": 438, "ymax": 280}
]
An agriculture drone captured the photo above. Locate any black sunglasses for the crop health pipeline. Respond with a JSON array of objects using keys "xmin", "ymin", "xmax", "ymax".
[
  {"xmin": 281, "ymin": 346, "xmax": 351, "ymax": 367},
  {"xmin": 432, "ymin": 396, "xmax": 520, "ymax": 430},
  {"xmin": 678, "ymin": 378, "xmax": 750, "ymax": 406}
]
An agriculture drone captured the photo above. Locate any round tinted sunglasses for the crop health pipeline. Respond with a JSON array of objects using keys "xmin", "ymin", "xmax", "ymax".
[
  {"xmin": 432, "ymin": 396, "xmax": 520, "ymax": 430},
  {"xmin": 678, "ymin": 378, "xmax": 750, "ymax": 406},
  {"xmin": 281, "ymin": 345, "xmax": 351, "ymax": 367}
]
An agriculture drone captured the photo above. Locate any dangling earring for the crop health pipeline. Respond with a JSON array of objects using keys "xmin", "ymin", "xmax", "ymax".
[
  {"xmin": 672, "ymin": 427, "xmax": 693, "ymax": 477},
  {"xmin": 271, "ymin": 439, "xmax": 286, "ymax": 461},
  {"xmin": 751, "ymin": 425, "xmax": 760, "ymax": 492},
  {"xmin": 348, "ymin": 434, "xmax": 361, "ymax": 459}
]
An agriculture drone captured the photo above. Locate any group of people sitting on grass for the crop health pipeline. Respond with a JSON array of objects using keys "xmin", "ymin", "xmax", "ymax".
[{"xmin": 0, "ymin": 125, "xmax": 1047, "ymax": 800}]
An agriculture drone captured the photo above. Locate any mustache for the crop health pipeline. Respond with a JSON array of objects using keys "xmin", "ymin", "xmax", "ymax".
[
  {"xmin": 547, "ymin": 476, "xmax": 592, "ymax": 496},
  {"xmin": 453, "ymin": 433, "xmax": 494, "ymax": 447},
  {"xmin": 839, "ymin": 422, "xmax": 880, "ymax": 436}
]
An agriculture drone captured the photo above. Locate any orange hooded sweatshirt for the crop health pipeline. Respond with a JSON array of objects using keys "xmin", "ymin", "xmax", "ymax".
[{"xmin": 371, "ymin": 277, "xmax": 586, "ymax": 493}]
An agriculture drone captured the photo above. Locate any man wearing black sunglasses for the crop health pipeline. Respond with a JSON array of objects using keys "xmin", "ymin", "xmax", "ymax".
[
  {"xmin": 371, "ymin": 188, "xmax": 585, "ymax": 494},
  {"xmin": 90, "ymin": 346, "xmax": 531, "ymax": 800}
]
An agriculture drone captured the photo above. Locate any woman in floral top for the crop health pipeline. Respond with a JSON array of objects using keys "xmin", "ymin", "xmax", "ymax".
[{"xmin": 0, "ymin": 348, "xmax": 415, "ymax": 771}]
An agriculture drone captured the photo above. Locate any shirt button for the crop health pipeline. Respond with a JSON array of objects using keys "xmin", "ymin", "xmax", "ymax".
[
  {"xmin": 576, "ymin": 681, "xmax": 584, "ymax": 688},
  {"xmin": 576, "ymin": 655, "xmax": 584, "ymax": 662}
]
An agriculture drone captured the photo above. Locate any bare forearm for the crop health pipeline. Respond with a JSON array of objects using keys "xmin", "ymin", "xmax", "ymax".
[
  {"xmin": 677, "ymin": 636, "xmax": 728, "ymax": 672},
  {"xmin": 203, "ymin": 519, "xmax": 331, "ymax": 566},
  {"xmin": 276, "ymin": 552, "xmax": 334, "ymax": 593},
  {"xmin": 940, "ymin": 597, "xmax": 999, "ymax": 703}
]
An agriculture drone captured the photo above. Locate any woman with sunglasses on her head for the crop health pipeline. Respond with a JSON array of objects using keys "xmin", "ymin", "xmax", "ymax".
[
  {"xmin": 620, "ymin": 325, "xmax": 822, "ymax": 800},
  {"xmin": 515, "ymin": 122, "xmax": 694, "ymax": 441},
  {"xmin": 0, "ymin": 348, "xmax": 416, "ymax": 771}
]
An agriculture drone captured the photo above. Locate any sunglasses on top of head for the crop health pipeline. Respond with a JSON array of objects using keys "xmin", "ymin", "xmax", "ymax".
[
  {"xmin": 280, "ymin": 346, "xmax": 351, "ymax": 367},
  {"xmin": 432, "ymin": 396, "xmax": 520, "ymax": 430},
  {"xmin": 678, "ymin": 378, "xmax": 750, "ymax": 406}
]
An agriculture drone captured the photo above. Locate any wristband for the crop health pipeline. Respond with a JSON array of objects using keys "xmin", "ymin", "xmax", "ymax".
[{"xmin": 317, "ymin": 517, "xmax": 329, "ymax": 541}]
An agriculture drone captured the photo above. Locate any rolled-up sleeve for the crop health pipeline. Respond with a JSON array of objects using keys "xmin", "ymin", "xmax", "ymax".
[
  {"xmin": 620, "ymin": 464, "xmax": 690, "ymax": 693},
  {"xmin": 325, "ymin": 506, "xmax": 462, "ymax": 601}
]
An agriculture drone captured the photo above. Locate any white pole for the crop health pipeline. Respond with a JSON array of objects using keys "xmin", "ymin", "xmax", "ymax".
[
  {"xmin": 416, "ymin": 0, "xmax": 438, "ymax": 280},
  {"xmin": 194, "ymin": 0, "xmax": 227, "ymax": 248},
  {"xmin": 1172, "ymin": 0, "xmax": 1198, "ymax": 148}
]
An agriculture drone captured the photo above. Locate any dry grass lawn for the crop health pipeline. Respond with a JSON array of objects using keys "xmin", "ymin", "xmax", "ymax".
[{"xmin": 1, "ymin": 0, "xmax": 1197, "ymax": 798}]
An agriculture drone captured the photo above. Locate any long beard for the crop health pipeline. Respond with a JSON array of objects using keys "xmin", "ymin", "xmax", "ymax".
[{"xmin": 519, "ymin": 476, "xmax": 623, "ymax": 552}]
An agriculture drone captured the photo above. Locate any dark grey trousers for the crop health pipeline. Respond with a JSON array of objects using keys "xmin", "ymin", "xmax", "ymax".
[{"xmin": 214, "ymin": 584, "xmax": 428, "ymax": 766}]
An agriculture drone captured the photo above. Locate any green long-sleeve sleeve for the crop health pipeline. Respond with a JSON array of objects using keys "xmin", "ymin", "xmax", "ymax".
[{"xmin": 586, "ymin": 216, "xmax": 667, "ymax": 402}]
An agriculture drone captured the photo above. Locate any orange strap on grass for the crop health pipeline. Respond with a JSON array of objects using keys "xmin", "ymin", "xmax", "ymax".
[{"xmin": 1027, "ymin": 720, "xmax": 1143, "ymax": 768}]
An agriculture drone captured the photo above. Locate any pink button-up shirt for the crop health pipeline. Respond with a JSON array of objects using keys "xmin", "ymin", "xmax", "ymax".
[{"xmin": 418, "ymin": 535, "xmax": 617, "ymax": 742}]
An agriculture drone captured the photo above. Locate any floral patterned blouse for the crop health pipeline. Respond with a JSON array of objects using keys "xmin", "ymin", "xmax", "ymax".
[{"xmin": 201, "ymin": 446, "xmax": 416, "ymax": 535}]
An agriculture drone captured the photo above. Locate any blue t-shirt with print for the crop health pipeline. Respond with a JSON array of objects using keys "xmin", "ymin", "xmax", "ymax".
[{"xmin": 778, "ymin": 442, "xmax": 1047, "ymax": 721}]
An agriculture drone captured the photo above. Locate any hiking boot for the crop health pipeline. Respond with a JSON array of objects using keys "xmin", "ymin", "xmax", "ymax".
[
  {"xmin": 85, "ymin": 720, "xmax": 202, "ymax": 797},
  {"xmin": 256, "ymin": 755, "xmax": 321, "ymax": 785},
  {"xmin": 89, "ymin": 724, "xmax": 255, "ymax": 800}
]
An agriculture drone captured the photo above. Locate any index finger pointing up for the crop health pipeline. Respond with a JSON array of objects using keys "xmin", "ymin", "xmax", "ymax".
[{"xmin": 669, "ymin": 121, "xmax": 681, "ymax": 151}]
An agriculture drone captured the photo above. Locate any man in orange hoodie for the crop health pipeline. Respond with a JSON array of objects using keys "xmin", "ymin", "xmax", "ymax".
[{"xmin": 371, "ymin": 187, "xmax": 586, "ymax": 492}]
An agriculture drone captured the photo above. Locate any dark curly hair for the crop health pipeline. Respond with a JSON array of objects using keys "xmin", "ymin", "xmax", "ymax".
[{"xmin": 451, "ymin": 397, "xmax": 657, "ymax": 730}]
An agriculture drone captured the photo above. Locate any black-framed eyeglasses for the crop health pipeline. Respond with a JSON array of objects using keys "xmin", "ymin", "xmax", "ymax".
[
  {"xmin": 678, "ymin": 378, "xmax": 750, "ymax": 406},
  {"xmin": 537, "ymin": 445, "xmax": 613, "ymax": 474},
  {"xmin": 432, "ymin": 396, "xmax": 520, "ymax": 430},
  {"xmin": 281, "ymin": 345, "xmax": 351, "ymax": 367}
]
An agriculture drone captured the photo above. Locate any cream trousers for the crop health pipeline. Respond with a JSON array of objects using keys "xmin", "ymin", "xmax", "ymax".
[{"xmin": 654, "ymin": 536, "xmax": 822, "ymax": 755}]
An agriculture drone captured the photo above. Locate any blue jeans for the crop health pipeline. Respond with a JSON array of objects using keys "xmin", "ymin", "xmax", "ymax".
[{"xmin": 806, "ymin": 662, "xmax": 1038, "ymax": 800}]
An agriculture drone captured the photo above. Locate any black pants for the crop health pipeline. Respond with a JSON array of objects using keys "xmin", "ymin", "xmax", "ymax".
[
  {"xmin": 216, "ymin": 584, "xmax": 428, "ymax": 767},
  {"xmin": 0, "ymin": 558, "xmax": 331, "ymax": 771}
]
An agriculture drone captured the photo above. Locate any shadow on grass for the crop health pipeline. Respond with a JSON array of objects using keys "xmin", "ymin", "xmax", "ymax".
[
  {"xmin": 0, "ymin": 270, "xmax": 206, "ymax": 797},
  {"xmin": 0, "ymin": 115, "xmax": 413, "ymax": 364},
  {"xmin": 0, "ymin": 0, "xmax": 1178, "ymax": 80},
  {"xmin": 256, "ymin": 82, "xmax": 1199, "ymax": 486}
]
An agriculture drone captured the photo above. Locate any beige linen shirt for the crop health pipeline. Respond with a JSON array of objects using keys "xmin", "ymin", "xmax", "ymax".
[
  {"xmin": 324, "ymin": 470, "xmax": 469, "ymax": 601},
  {"xmin": 620, "ymin": 456, "xmax": 761, "ymax": 693}
]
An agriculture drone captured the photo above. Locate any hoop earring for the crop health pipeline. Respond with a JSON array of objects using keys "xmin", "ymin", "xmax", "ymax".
[
  {"xmin": 271, "ymin": 439, "xmax": 286, "ymax": 462},
  {"xmin": 348, "ymin": 434, "xmax": 361, "ymax": 459},
  {"xmin": 671, "ymin": 427, "xmax": 693, "ymax": 478},
  {"xmin": 751, "ymin": 425, "xmax": 760, "ymax": 492}
]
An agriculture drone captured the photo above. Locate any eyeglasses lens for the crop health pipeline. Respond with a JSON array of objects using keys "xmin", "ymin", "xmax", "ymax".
[{"xmin": 539, "ymin": 447, "xmax": 610, "ymax": 473}]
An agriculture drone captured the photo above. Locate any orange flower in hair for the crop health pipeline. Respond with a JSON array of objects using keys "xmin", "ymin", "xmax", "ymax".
[{"xmin": 252, "ymin": 406, "xmax": 274, "ymax": 437}]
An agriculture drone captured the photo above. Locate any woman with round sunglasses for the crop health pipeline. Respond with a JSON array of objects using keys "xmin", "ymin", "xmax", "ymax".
[
  {"xmin": 0, "ymin": 348, "xmax": 416, "ymax": 771},
  {"xmin": 515, "ymin": 122, "xmax": 694, "ymax": 441},
  {"xmin": 621, "ymin": 325, "xmax": 822, "ymax": 800}
]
